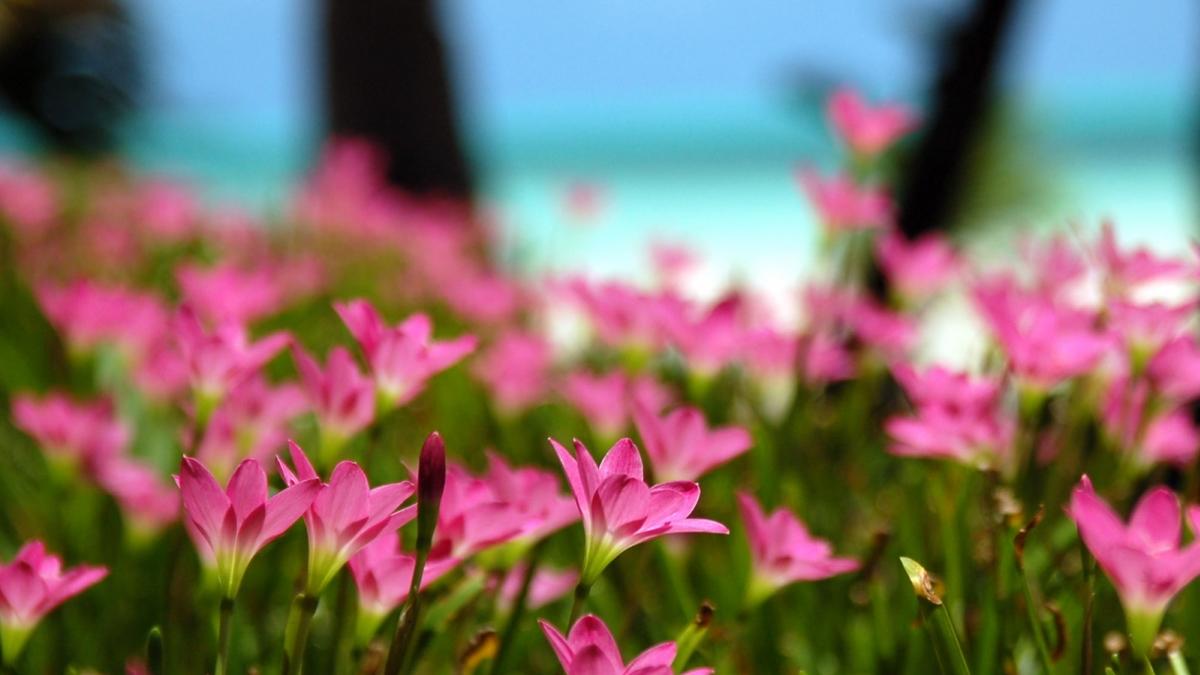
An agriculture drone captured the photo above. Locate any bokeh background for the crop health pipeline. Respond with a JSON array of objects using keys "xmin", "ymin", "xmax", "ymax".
[{"xmin": 1, "ymin": 0, "xmax": 1197, "ymax": 289}]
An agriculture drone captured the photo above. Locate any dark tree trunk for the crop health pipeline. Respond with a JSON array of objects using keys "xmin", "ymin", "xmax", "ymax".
[
  {"xmin": 894, "ymin": 0, "xmax": 1023, "ymax": 238},
  {"xmin": 323, "ymin": 0, "xmax": 474, "ymax": 198}
]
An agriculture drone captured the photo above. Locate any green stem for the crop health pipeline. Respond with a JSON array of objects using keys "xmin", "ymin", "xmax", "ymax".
[
  {"xmin": 567, "ymin": 583, "xmax": 592, "ymax": 627},
  {"xmin": 1170, "ymin": 651, "xmax": 1191, "ymax": 675},
  {"xmin": 1019, "ymin": 564, "xmax": 1054, "ymax": 674},
  {"xmin": 327, "ymin": 571, "xmax": 353, "ymax": 675},
  {"xmin": 1145, "ymin": 656, "xmax": 1158, "ymax": 675},
  {"xmin": 282, "ymin": 593, "xmax": 320, "ymax": 675},
  {"xmin": 215, "ymin": 597, "xmax": 234, "ymax": 675},
  {"xmin": 383, "ymin": 548, "xmax": 430, "ymax": 675},
  {"xmin": 1081, "ymin": 540, "xmax": 1096, "ymax": 674},
  {"xmin": 490, "ymin": 546, "xmax": 544, "ymax": 675},
  {"xmin": 929, "ymin": 603, "xmax": 972, "ymax": 675}
]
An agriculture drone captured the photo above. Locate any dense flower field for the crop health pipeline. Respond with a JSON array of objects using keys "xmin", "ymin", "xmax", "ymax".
[{"xmin": 1, "ymin": 90, "xmax": 1199, "ymax": 674}]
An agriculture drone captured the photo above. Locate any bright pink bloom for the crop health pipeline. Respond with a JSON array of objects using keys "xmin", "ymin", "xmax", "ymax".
[
  {"xmin": 562, "ymin": 371, "xmax": 673, "ymax": 440},
  {"xmin": 496, "ymin": 564, "xmax": 578, "ymax": 612},
  {"xmin": 432, "ymin": 454, "xmax": 578, "ymax": 562},
  {"xmin": 197, "ymin": 376, "xmax": 307, "ymax": 478},
  {"xmin": 886, "ymin": 365, "xmax": 1014, "ymax": 469},
  {"xmin": 1067, "ymin": 476, "xmax": 1200, "ymax": 654},
  {"xmin": 1149, "ymin": 337, "xmax": 1200, "ymax": 400},
  {"xmin": 561, "ymin": 278, "xmax": 683, "ymax": 351},
  {"xmin": 292, "ymin": 345, "xmax": 376, "ymax": 455},
  {"xmin": 1108, "ymin": 300, "xmax": 1195, "ymax": 363},
  {"xmin": 277, "ymin": 441, "xmax": 416, "ymax": 593},
  {"xmin": 472, "ymin": 331, "xmax": 553, "ymax": 414},
  {"xmin": 96, "ymin": 459, "xmax": 180, "ymax": 536},
  {"xmin": 12, "ymin": 394, "xmax": 128, "ymax": 475},
  {"xmin": 876, "ymin": 231, "xmax": 960, "ymax": 299},
  {"xmin": 972, "ymin": 278, "xmax": 1110, "ymax": 390},
  {"xmin": 348, "ymin": 530, "xmax": 457, "ymax": 639},
  {"xmin": 1142, "ymin": 411, "xmax": 1200, "ymax": 467},
  {"xmin": 0, "ymin": 541, "xmax": 106, "ymax": 660},
  {"xmin": 737, "ymin": 493, "xmax": 858, "ymax": 604},
  {"xmin": 633, "ymin": 404, "xmax": 752, "ymax": 482},
  {"xmin": 551, "ymin": 437, "xmax": 727, "ymax": 585},
  {"xmin": 540, "ymin": 614, "xmax": 713, "ymax": 675},
  {"xmin": 662, "ymin": 295, "xmax": 748, "ymax": 375},
  {"xmin": 178, "ymin": 456, "xmax": 321, "ymax": 597},
  {"xmin": 797, "ymin": 169, "xmax": 891, "ymax": 233},
  {"xmin": 799, "ymin": 333, "xmax": 856, "ymax": 384},
  {"xmin": 334, "ymin": 299, "xmax": 477, "ymax": 410},
  {"xmin": 176, "ymin": 263, "xmax": 288, "ymax": 325},
  {"xmin": 174, "ymin": 307, "xmax": 290, "ymax": 419},
  {"xmin": 36, "ymin": 281, "xmax": 168, "ymax": 360},
  {"xmin": 438, "ymin": 273, "xmax": 525, "ymax": 326},
  {"xmin": 845, "ymin": 298, "xmax": 917, "ymax": 361},
  {"xmin": 826, "ymin": 88, "xmax": 916, "ymax": 157}
]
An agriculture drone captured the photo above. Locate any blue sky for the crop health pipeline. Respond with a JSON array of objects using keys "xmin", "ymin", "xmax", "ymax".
[{"xmin": 126, "ymin": 0, "xmax": 1198, "ymax": 128}]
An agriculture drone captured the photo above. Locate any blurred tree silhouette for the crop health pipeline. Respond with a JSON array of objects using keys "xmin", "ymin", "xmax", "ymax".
[{"xmin": 0, "ymin": 0, "xmax": 138, "ymax": 154}]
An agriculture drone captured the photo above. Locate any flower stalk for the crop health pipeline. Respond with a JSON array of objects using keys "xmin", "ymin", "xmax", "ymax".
[{"xmin": 900, "ymin": 557, "xmax": 971, "ymax": 675}]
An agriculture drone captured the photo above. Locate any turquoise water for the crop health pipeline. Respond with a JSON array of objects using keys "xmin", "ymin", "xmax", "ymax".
[{"xmin": 1, "ymin": 93, "xmax": 1194, "ymax": 292}]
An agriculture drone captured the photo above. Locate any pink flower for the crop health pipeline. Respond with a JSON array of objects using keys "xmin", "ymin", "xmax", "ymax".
[
  {"xmin": 826, "ymin": 87, "xmax": 916, "ymax": 157},
  {"xmin": 875, "ymin": 231, "xmax": 960, "ymax": 299},
  {"xmin": 178, "ymin": 456, "xmax": 321, "ymax": 597},
  {"xmin": 348, "ymin": 530, "xmax": 457, "ymax": 641},
  {"xmin": 1095, "ymin": 222, "xmax": 1189, "ymax": 295},
  {"xmin": 799, "ymin": 333, "xmax": 856, "ymax": 384},
  {"xmin": 662, "ymin": 295, "xmax": 748, "ymax": 376},
  {"xmin": 797, "ymin": 169, "xmax": 891, "ymax": 233},
  {"xmin": 438, "ymin": 273, "xmax": 525, "ymax": 326},
  {"xmin": 1149, "ymin": 337, "xmax": 1200, "ymax": 400},
  {"xmin": 96, "ymin": 459, "xmax": 180, "ymax": 537},
  {"xmin": 551, "ymin": 437, "xmax": 727, "ymax": 585},
  {"xmin": 0, "ymin": 164, "xmax": 58, "ymax": 238},
  {"xmin": 1142, "ymin": 411, "xmax": 1200, "ymax": 467},
  {"xmin": 0, "ymin": 541, "xmax": 106, "ymax": 661},
  {"xmin": 1108, "ymin": 300, "xmax": 1195, "ymax": 366},
  {"xmin": 277, "ymin": 441, "xmax": 416, "ymax": 594},
  {"xmin": 561, "ymin": 278, "xmax": 683, "ymax": 351},
  {"xmin": 496, "ymin": 564, "xmax": 578, "ymax": 612},
  {"xmin": 1066, "ymin": 476, "xmax": 1200, "ymax": 655},
  {"xmin": 176, "ymin": 262, "xmax": 288, "ymax": 326},
  {"xmin": 12, "ymin": 394, "xmax": 128, "ymax": 476},
  {"xmin": 196, "ymin": 376, "xmax": 307, "ymax": 478},
  {"xmin": 562, "ymin": 371, "xmax": 673, "ymax": 440},
  {"xmin": 134, "ymin": 180, "xmax": 197, "ymax": 242},
  {"xmin": 432, "ymin": 454, "xmax": 578, "ymax": 562},
  {"xmin": 737, "ymin": 493, "xmax": 858, "ymax": 605},
  {"xmin": 886, "ymin": 364, "xmax": 1014, "ymax": 469},
  {"xmin": 632, "ymin": 404, "xmax": 752, "ymax": 482},
  {"xmin": 174, "ymin": 307, "xmax": 290, "ymax": 421},
  {"xmin": 649, "ymin": 241, "xmax": 699, "ymax": 290},
  {"xmin": 539, "ymin": 614, "xmax": 713, "ymax": 675},
  {"xmin": 292, "ymin": 345, "xmax": 376, "ymax": 458},
  {"xmin": 472, "ymin": 331, "xmax": 553, "ymax": 415},
  {"xmin": 972, "ymin": 278, "xmax": 1110, "ymax": 390},
  {"xmin": 36, "ymin": 281, "xmax": 168, "ymax": 361},
  {"xmin": 334, "ymin": 299, "xmax": 477, "ymax": 410}
]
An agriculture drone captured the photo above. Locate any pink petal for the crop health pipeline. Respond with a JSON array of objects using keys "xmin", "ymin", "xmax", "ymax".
[
  {"xmin": 225, "ymin": 459, "xmax": 268, "ymax": 522},
  {"xmin": 179, "ymin": 457, "xmax": 231, "ymax": 541},
  {"xmin": 626, "ymin": 642, "xmax": 676, "ymax": 669},
  {"xmin": 737, "ymin": 492, "xmax": 770, "ymax": 560},
  {"xmin": 367, "ymin": 481, "xmax": 416, "ymax": 522},
  {"xmin": 539, "ymin": 619, "xmax": 574, "ymax": 671},
  {"xmin": 325, "ymin": 461, "xmax": 371, "ymax": 530},
  {"xmin": 1130, "ymin": 487, "xmax": 1181, "ymax": 552},
  {"xmin": 261, "ymin": 478, "xmax": 322, "ymax": 542},
  {"xmin": 0, "ymin": 562, "xmax": 47, "ymax": 620},
  {"xmin": 598, "ymin": 438, "xmax": 644, "ymax": 482},
  {"xmin": 571, "ymin": 645, "xmax": 622, "ymax": 675},
  {"xmin": 643, "ymin": 481, "xmax": 700, "ymax": 531},
  {"xmin": 567, "ymin": 615, "xmax": 623, "ymax": 669},
  {"xmin": 551, "ymin": 438, "xmax": 591, "ymax": 525},
  {"xmin": 591, "ymin": 476, "xmax": 651, "ymax": 538},
  {"xmin": 236, "ymin": 503, "xmax": 267, "ymax": 556}
]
